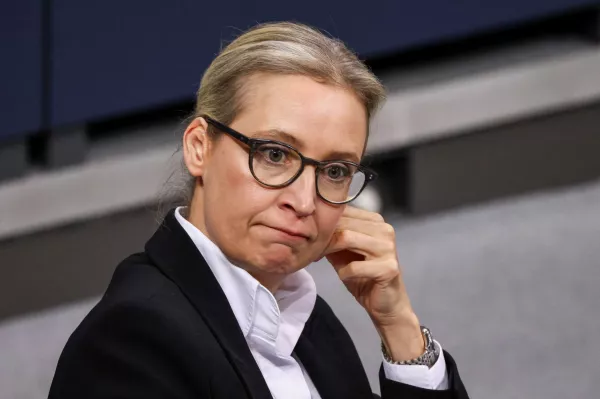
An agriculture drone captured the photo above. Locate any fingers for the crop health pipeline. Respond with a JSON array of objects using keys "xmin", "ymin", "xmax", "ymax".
[
  {"xmin": 323, "ymin": 229, "xmax": 395, "ymax": 258},
  {"xmin": 335, "ymin": 258, "xmax": 400, "ymax": 282},
  {"xmin": 320, "ymin": 207, "xmax": 397, "ymax": 260},
  {"xmin": 336, "ymin": 216, "xmax": 396, "ymax": 241},
  {"xmin": 343, "ymin": 205, "xmax": 385, "ymax": 223}
]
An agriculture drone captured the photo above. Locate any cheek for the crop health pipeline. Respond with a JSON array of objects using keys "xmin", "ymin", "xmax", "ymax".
[
  {"xmin": 314, "ymin": 205, "xmax": 344, "ymax": 247},
  {"xmin": 206, "ymin": 156, "xmax": 274, "ymax": 236}
]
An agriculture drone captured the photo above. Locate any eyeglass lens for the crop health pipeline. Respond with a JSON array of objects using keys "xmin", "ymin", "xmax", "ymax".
[{"xmin": 251, "ymin": 142, "xmax": 366, "ymax": 203}]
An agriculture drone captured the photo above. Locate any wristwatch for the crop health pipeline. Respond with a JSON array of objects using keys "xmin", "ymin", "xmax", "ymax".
[{"xmin": 381, "ymin": 325, "xmax": 440, "ymax": 368}]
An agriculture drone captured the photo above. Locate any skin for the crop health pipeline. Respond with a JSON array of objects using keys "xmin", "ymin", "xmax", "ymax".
[{"xmin": 182, "ymin": 73, "xmax": 425, "ymax": 361}]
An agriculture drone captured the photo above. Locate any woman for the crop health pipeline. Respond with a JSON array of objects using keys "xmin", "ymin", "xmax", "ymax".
[{"xmin": 49, "ymin": 22, "xmax": 469, "ymax": 399}]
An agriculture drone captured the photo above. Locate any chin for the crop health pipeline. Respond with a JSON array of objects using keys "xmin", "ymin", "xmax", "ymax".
[{"xmin": 253, "ymin": 244, "xmax": 302, "ymax": 275}]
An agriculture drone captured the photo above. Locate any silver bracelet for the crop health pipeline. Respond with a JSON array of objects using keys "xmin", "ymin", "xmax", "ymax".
[{"xmin": 381, "ymin": 326, "xmax": 440, "ymax": 368}]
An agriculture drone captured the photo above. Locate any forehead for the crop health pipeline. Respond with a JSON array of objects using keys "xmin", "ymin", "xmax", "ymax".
[{"xmin": 231, "ymin": 73, "xmax": 368, "ymax": 162}]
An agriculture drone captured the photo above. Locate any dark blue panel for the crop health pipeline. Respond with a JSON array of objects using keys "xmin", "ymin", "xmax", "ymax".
[
  {"xmin": 51, "ymin": 0, "xmax": 600, "ymax": 127},
  {"xmin": 224, "ymin": 0, "xmax": 600, "ymax": 56},
  {"xmin": 51, "ymin": 0, "xmax": 244, "ymax": 126},
  {"xmin": 0, "ymin": 0, "xmax": 42, "ymax": 140}
]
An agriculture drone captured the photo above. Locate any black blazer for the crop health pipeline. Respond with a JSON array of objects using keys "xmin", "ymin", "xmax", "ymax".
[{"xmin": 49, "ymin": 210, "xmax": 469, "ymax": 399}]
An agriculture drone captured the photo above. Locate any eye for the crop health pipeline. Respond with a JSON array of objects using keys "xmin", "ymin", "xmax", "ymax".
[
  {"xmin": 268, "ymin": 148, "xmax": 284, "ymax": 163},
  {"xmin": 323, "ymin": 164, "xmax": 351, "ymax": 181},
  {"xmin": 258, "ymin": 145, "xmax": 291, "ymax": 164}
]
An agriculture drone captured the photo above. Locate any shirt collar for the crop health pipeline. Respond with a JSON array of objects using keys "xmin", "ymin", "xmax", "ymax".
[{"xmin": 174, "ymin": 207, "xmax": 317, "ymax": 356}]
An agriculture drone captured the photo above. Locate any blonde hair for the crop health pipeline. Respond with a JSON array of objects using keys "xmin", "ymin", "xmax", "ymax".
[
  {"xmin": 165, "ymin": 21, "xmax": 386, "ymax": 209},
  {"xmin": 196, "ymin": 21, "xmax": 386, "ymax": 126}
]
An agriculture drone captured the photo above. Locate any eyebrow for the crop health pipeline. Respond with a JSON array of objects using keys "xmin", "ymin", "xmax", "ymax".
[{"xmin": 251, "ymin": 129, "xmax": 361, "ymax": 163}]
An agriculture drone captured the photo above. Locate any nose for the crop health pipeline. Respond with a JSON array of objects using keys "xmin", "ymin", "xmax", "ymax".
[{"xmin": 278, "ymin": 166, "xmax": 317, "ymax": 217}]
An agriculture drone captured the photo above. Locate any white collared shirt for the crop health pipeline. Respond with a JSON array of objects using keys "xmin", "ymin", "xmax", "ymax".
[{"xmin": 175, "ymin": 207, "xmax": 448, "ymax": 398}]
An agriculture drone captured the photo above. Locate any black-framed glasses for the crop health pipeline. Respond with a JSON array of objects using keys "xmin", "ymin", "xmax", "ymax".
[{"xmin": 202, "ymin": 115, "xmax": 377, "ymax": 205}]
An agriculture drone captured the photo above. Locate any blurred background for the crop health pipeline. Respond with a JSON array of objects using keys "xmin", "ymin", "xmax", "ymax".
[{"xmin": 2, "ymin": 1, "xmax": 600, "ymax": 398}]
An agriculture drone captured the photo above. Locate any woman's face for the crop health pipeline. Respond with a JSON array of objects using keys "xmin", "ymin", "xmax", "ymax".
[{"xmin": 184, "ymin": 73, "xmax": 368, "ymax": 286}]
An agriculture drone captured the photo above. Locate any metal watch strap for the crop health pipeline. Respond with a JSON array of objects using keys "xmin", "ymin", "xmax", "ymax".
[{"xmin": 381, "ymin": 325, "xmax": 440, "ymax": 368}]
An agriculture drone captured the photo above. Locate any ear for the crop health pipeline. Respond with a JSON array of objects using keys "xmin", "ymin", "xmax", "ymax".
[{"xmin": 182, "ymin": 117, "xmax": 211, "ymax": 178}]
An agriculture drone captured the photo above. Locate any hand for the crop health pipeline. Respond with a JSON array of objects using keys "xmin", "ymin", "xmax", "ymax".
[{"xmin": 320, "ymin": 206, "xmax": 425, "ymax": 361}]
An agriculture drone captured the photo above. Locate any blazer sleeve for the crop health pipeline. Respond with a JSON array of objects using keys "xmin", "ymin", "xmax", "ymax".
[
  {"xmin": 377, "ymin": 350, "xmax": 469, "ymax": 399},
  {"xmin": 48, "ymin": 301, "xmax": 207, "ymax": 399}
]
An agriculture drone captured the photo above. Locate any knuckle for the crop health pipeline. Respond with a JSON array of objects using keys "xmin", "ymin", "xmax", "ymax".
[
  {"xmin": 347, "ymin": 262, "xmax": 359, "ymax": 273},
  {"xmin": 341, "ymin": 263, "xmax": 358, "ymax": 279},
  {"xmin": 337, "ymin": 229, "xmax": 351, "ymax": 242},
  {"xmin": 383, "ymin": 223, "xmax": 396, "ymax": 238},
  {"xmin": 383, "ymin": 262, "xmax": 400, "ymax": 279},
  {"xmin": 373, "ymin": 213, "xmax": 385, "ymax": 223},
  {"xmin": 387, "ymin": 259, "xmax": 399, "ymax": 271},
  {"xmin": 382, "ymin": 240, "xmax": 395, "ymax": 254}
]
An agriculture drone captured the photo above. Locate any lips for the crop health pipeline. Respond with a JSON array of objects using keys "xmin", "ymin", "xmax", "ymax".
[{"xmin": 263, "ymin": 225, "xmax": 310, "ymax": 240}]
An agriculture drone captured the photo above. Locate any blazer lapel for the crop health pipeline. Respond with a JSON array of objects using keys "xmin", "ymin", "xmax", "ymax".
[
  {"xmin": 145, "ymin": 210, "xmax": 273, "ymax": 399},
  {"xmin": 295, "ymin": 330, "xmax": 357, "ymax": 399},
  {"xmin": 294, "ymin": 298, "xmax": 374, "ymax": 399}
]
